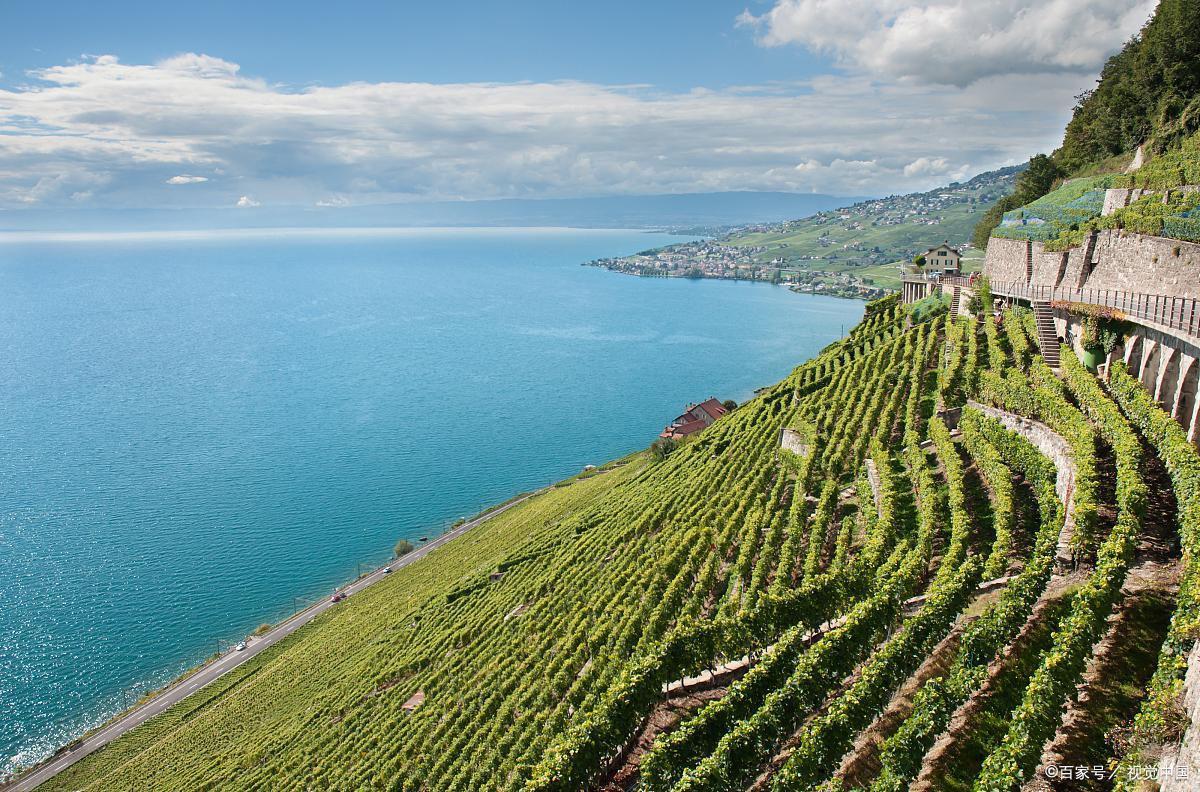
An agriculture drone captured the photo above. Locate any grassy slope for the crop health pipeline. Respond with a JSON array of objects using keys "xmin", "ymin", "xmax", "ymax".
[
  {"xmin": 731, "ymin": 202, "xmax": 980, "ymax": 267},
  {"xmin": 586, "ymin": 168, "xmax": 1016, "ymax": 298},
  {"xmin": 726, "ymin": 168, "xmax": 1017, "ymax": 272}
]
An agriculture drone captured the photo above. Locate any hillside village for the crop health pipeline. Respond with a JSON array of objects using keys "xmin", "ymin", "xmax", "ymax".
[{"xmin": 585, "ymin": 166, "xmax": 1020, "ymax": 300}]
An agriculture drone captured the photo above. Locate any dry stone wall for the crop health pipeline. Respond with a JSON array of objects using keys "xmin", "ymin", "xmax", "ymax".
[
  {"xmin": 779, "ymin": 428, "xmax": 811, "ymax": 457},
  {"xmin": 1085, "ymin": 231, "xmax": 1200, "ymax": 300},
  {"xmin": 985, "ymin": 237, "xmax": 1029, "ymax": 283},
  {"xmin": 1032, "ymin": 247, "xmax": 1066, "ymax": 287},
  {"xmin": 968, "ymin": 401, "xmax": 1078, "ymax": 567},
  {"xmin": 986, "ymin": 227, "xmax": 1200, "ymax": 299}
]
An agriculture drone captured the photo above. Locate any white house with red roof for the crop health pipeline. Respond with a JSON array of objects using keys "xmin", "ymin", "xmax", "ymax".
[{"xmin": 660, "ymin": 398, "xmax": 728, "ymax": 439}]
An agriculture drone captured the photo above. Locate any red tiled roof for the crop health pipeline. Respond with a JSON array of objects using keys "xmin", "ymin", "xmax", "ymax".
[
  {"xmin": 660, "ymin": 398, "xmax": 728, "ymax": 439},
  {"xmin": 660, "ymin": 418, "xmax": 708, "ymax": 438},
  {"xmin": 694, "ymin": 398, "xmax": 728, "ymax": 422}
]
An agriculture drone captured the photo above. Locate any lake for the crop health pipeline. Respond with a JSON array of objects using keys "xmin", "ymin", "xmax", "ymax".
[{"xmin": 0, "ymin": 227, "xmax": 862, "ymax": 773}]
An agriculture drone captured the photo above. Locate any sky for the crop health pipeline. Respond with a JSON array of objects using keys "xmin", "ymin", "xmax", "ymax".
[{"xmin": 0, "ymin": 0, "xmax": 1158, "ymax": 212}]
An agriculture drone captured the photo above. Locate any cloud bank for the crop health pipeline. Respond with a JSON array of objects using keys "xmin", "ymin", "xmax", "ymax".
[
  {"xmin": 738, "ymin": 0, "xmax": 1154, "ymax": 87},
  {"xmin": 0, "ymin": 34, "xmax": 1145, "ymax": 209}
]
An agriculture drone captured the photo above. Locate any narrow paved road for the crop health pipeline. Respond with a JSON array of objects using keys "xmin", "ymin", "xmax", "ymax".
[{"xmin": 5, "ymin": 490, "xmax": 541, "ymax": 792}]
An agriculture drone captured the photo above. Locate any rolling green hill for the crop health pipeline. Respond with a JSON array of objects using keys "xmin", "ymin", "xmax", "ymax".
[
  {"xmin": 28, "ymin": 291, "xmax": 1199, "ymax": 791},
  {"xmin": 586, "ymin": 167, "xmax": 1017, "ymax": 298}
]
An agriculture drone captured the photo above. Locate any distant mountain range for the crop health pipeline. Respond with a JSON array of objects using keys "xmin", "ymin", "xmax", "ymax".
[{"xmin": 0, "ymin": 192, "xmax": 864, "ymax": 234}]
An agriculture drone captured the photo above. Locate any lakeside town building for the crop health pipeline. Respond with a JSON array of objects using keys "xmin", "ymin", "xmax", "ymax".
[
  {"xmin": 900, "ymin": 242, "xmax": 967, "ymax": 304},
  {"xmin": 660, "ymin": 398, "xmax": 728, "ymax": 439}
]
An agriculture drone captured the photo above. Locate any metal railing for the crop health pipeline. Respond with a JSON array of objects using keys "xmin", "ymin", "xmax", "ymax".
[
  {"xmin": 990, "ymin": 280, "xmax": 1200, "ymax": 338},
  {"xmin": 900, "ymin": 272, "xmax": 974, "ymax": 285}
]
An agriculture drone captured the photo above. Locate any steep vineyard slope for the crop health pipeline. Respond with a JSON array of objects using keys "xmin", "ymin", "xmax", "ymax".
[{"xmin": 30, "ymin": 289, "xmax": 1199, "ymax": 792}]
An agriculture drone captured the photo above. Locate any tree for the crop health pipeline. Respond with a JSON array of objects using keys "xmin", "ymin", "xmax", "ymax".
[
  {"xmin": 722, "ymin": 399, "xmax": 738, "ymax": 412},
  {"xmin": 975, "ymin": 277, "xmax": 993, "ymax": 316},
  {"xmin": 1056, "ymin": 0, "xmax": 1200, "ymax": 170},
  {"xmin": 650, "ymin": 437, "xmax": 679, "ymax": 461},
  {"xmin": 395, "ymin": 539, "xmax": 415, "ymax": 557},
  {"xmin": 913, "ymin": 254, "xmax": 927, "ymax": 269}
]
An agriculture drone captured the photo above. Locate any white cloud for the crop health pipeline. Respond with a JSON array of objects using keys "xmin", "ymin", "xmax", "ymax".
[
  {"xmin": 235, "ymin": 195, "xmax": 259, "ymax": 208},
  {"xmin": 903, "ymin": 156, "xmax": 950, "ymax": 177},
  {"xmin": 315, "ymin": 194, "xmax": 350, "ymax": 208},
  {"xmin": 0, "ymin": 48, "xmax": 1146, "ymax": 208},
  {"xmin": 739, "ymin": 0, "xmax": 1154, "ymax": 87},
  {"xmin": 166, "ymin": 174, "xmax": 208, "ymax": 185}
]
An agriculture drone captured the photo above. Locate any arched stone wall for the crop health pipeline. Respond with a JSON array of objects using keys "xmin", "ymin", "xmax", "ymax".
[
  {"xmin": 1158, "ymin": 348, "xmax": 1181, "ymax": 409},
  {"xmin": 1175, "ymin": 358, "xmax": 1198, "ymax": 430},
  {"xmin": 1124, "ymin": 335, "xmax": 1144, "ymax": 377},
  {"xmin": 1141, "ymin": 340, "xmax": 1161, "ymax": 392}
]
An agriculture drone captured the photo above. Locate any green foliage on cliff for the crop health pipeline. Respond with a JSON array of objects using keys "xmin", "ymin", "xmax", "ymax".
[
  {"xmin": 1056, "ymin": 0, "xmax": 1200, "ymax": 172},
  {"xmin": 1115, "ymin": 130, "xmax": 1200, "ymax": 189},
  {"xmin": 1048, "ymin": 187, "xmax": 1200, "ymax": 249},
  {"xmin": 974, "ymin": 0, "xmax": 1200, "ymax": 248}
]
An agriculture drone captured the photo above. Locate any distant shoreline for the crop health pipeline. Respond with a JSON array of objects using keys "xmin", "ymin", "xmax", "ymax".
[{"xmin": 584, "ymin": 261, "xmax": 884, "ymax": 302}]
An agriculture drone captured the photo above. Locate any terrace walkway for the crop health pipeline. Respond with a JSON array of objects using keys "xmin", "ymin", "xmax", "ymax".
[{"xmin": 989, "ymin": 280, "xmax": 1200, "ymax": 340}]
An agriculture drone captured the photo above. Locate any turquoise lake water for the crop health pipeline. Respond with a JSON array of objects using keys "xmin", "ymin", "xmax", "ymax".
[{"xmin": 0, "ymin": 227, "xmax": 862, "ymax": 773}]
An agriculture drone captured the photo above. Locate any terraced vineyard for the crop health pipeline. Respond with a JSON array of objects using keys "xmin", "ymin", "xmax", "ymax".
[{"xmin": 27, "ymin": 288, "xmax": 1197, "ymax": 792}]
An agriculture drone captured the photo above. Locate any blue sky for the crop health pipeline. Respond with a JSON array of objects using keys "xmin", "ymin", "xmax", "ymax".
[
  {"xmin": 2, "ymin": 1, "xmax": 825, "ymax": 92},
  {"xmin": 0, "ymin": 0, "xmax": 1157, "ymax": 211}
]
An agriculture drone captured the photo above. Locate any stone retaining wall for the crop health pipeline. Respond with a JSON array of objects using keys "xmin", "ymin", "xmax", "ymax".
[
  {"xmin": 779, "ymin": 428, "xmax": 811, "ymax": 457},
  {"xmin": 968, "ymin": 401, "xmax": 1078, "ymax": 567},
  {"xmin": 986, "ymin": 237, "xmax": 1029, "ymax": 283},
  {"xmin": 1157, "ymin": 640, "xmax": 1200, "ymax": 792},
  {"xmin": 987, "ymin": 230, "xmax": 1200, "ymax": 300},
  {"xmin": 1031, "ymin": 246, "xmax": 1065, "ymax": 287},
  {"xmin": 1085, "ymin": 231, "xmax": 1200, "ymax": 300}
]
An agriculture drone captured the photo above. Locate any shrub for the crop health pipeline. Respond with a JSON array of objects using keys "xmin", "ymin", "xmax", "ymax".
[{"xmin": 651, "ymin": 437, "xmax": 680, "ymax": 461}]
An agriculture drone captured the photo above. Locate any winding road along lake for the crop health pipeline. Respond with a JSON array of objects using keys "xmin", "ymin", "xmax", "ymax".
[{"xmin": 0, "ymin": 227, "xmax": 862, "ymax": 773}]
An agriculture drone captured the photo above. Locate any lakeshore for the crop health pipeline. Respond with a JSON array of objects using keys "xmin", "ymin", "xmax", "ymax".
[
  {"xmin": 584, "ymin": 254, "xmax": 887, "ymax": 301},
  {"xmin": 3, "ymin": 480, "xmax": 562, "ymax": 790},
  {"xmin": 0, "ymin": 228, "xmax": 862, "ymax": 777}
]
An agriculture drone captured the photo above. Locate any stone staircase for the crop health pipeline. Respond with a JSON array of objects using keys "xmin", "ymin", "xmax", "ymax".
[
  {"xmin": 948, "ymin": 285, "xmax": 961, "ymax": 321},
  {"xmin": 1032, "ymin": 301, "xmax": 1061, "ymax": 368}
]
